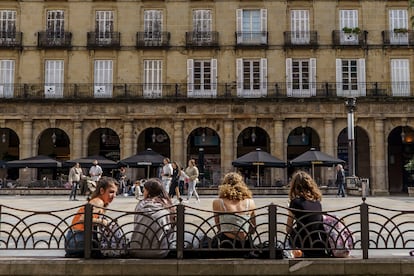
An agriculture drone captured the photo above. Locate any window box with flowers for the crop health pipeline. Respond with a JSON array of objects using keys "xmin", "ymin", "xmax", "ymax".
[{"xmin": 393, "ymin": 28, "xmax": 408, "ymax": 34}]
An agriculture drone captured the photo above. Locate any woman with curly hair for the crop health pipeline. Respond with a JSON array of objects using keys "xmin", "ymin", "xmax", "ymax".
[
  {"xmin": 286, "ymin": 170, "xmax": 328, "ymax": 258},
  {"xmin": 211, "ymin": 172, "xmax": 256, "ymax": 254}
]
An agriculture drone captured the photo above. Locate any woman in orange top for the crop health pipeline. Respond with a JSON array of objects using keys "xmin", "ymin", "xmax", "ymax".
[{"xmin": 65, "ymin": 177, "xmax": 118, "ymax": 257}]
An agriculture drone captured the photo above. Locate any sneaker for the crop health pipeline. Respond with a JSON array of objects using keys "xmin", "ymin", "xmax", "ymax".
[{"xmin": 195, "ymin": 198, "xmax": 201, "ymax": 203}]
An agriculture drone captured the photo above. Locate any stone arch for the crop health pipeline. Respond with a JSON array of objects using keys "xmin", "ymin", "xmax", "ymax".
[
  {"xmin": 88, "ymin": 127, "xmax": 120, "ymax": 161},
  {"xmin": 337, "ymin": 126, "xmax": 371, "ymax": 179},
  {"xmin": 186, "ymin": 126, "xmax": 221, "ymax": 186},
  {"xmin": 388, "ymin": 125, "xmax": 414, "ymax": 194},
  {"xmin": 287, "ymin": 126, "xmax": 321, "ymax": 181},
  {"xmin": 137, "ymin": 127, "xmax": 171, "ymax": 158}
]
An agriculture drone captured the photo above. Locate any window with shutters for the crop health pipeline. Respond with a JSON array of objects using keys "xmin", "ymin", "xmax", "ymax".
[
  {"xmin": 94, "ymin": 60, "xmax": 113, "ymax": 98},
  {"xmin": 143, "ymin": 60, "xmax": 162, "ymax": 98},
  {"xmin": 335, "ymin": 58, "xmax": 366, "ymax": 97},
  {"xmin": 96, "ymin": 11, "xmax": 113, "ymax": 42},
  {"xmin": 0, "ymin": 60, "xmax": 14, "ymax": 98},
  {"xmin": 391, "ymin": 59, "xmax": 410, "ymax": 96},
  {"xmin": 340, "ymin": 10, "xmax": 358, "ymax": 44},
  {"xmin": 389, "ymin": 9, "xmax": 408, "ymax": 45},
  {"xmin": 187, "ymin": 59, "xmax": 217, "ymax": 98},
  {"xmin": 286, "ymin": 58, "xmax": 316, "ymax": 97},
  {"xmin": 47, "ymin": 10, "xmax": 64, "ymax": 38},
  {"xmin": 45, "ymin": 60, "xmax": 64, "ymax": 98},
  {"xmin": 144, "ymin": 10, "xmax": 162, "ymax": 41},
  {"xmin": 236, "ymin": 9, "xmax": 267, "ymax": 45},
  {"xmin": 291, "ymin": 10, "xmax": 309, "ymax": 44},
  {"xmin": 193, "ymin": 10, "xmax": 212, "ymax": 42},
  {"xmin": 236, "ymin": 58, "xmax": 267, "ymax": 97},
  {"xmin": 0, "ymin": 10, "xmax": 16, "ymax": 40}
]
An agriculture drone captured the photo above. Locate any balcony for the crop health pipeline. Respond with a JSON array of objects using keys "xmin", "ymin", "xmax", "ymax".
[
  {"xmin": 37, "ymin": 31, "xmax": 72, "ymax": 49},
  {"xmin": 185, "ymin": 31, "xmax": 219, "ymax": 49},
  {"xmin": 332, "ymin": 30, "xmax": 367, "ymax": 48},
  {"xmin": 382, "ymin": 30, "xmax": 414, "ymax": 47},
  {"xmin": 136, "ymin": 32, "xmax": 170, "ymax": 49},
  {"xmin": 0, "ymin": 31, "xmax": 22, "ymax": 49},
  {"xmin": 2, "ymin": 81, "xmax": 412, "ymax": 100},
  {"xmin": 283, "ymin": 31, "xmax": 318, "ymax": 49},
  {"xmin": 235, "ymin": 32, "xmax": 268, "ymax": 48},
  {"xmin": 87, "ymin": 32, "xmax": 121, "ymax": 50}
]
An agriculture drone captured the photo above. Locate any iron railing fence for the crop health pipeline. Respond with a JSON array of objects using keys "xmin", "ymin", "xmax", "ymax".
[
  {"xmin": 37, "ymin": 31, "xmax": 73, "ymax": 49},
  {"xmin": 0, "ymin": 31, "xmax": 23, "ymax": 49},
  {"xmin": 382, "ymin": 30, "xmax": 414, "ymax": 46},
  {"xmin": 136, "ymin": 31, "xmax": 171, "ymax": 48},
  {"xmin": 185, "ymin": 31, "xmax": 219, "ymax": 48},
  {"xmin": 86, "ymin": 32, "xmax": 121, "ymax": 49},
  {"xmin": 1, "ymin": 201, "xmax": 414, "ymax": 259},
  {"xmin": 0, "ymin": 81, "xmax": 413, "ymax": 100},
  {"xmin": 283, "ymin": 31, "xmax": 318, "ymax": 48}
]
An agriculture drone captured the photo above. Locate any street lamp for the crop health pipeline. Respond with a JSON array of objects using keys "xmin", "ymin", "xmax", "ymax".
[{"xmin": 345, "ymin": 97, "xmax": 357, "ymax": 177}]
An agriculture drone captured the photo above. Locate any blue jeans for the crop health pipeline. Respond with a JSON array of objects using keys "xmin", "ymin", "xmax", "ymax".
[
  {"xmin": 65, "ymin": 229, "xmax": 85, "ymax": 257},
  {"xmin": 337, "ymin": 182, "xmax": 346, "ymax": 197}
]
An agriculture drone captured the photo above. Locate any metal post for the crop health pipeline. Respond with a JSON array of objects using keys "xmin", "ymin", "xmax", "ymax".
[
  {"xmin": 84, "ymin": 203, "xmax": 93, "ymax": 259},
  {"xmin": 360, "ymin": 201, "xmax": 369, "ymax": 259},
  {"xmin": 345, "ymin": 98, "xmax": 357, "ymax": 177},
  {"xmin": 176, "ymin": 204, "xmax": 185, "ymax": 259},
  {"xmin": 268, "ymin": 204, "xmax": 276, "ymax": 259}
]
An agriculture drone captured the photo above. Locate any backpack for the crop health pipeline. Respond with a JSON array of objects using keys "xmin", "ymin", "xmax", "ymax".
[
  {"xmin": 98, "ymin": 220, "xmax": 127, "ymax": 257},
  {"xmin": 322, "ymin": 214, "xmax": 353, "ymax": 257}
]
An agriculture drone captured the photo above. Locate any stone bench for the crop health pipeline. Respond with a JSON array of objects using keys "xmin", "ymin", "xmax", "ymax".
[{"xmin": 0, "ymin": 257, "xmax": 413, "ymax": 276}]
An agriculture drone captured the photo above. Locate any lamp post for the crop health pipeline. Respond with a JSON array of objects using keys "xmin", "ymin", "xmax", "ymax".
[{"xmin": 345, "ymin": 97, "xmax": 357, "ymax": 177}]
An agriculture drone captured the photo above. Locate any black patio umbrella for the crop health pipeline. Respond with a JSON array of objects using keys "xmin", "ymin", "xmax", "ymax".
[
  {"xmin": 118, "ymin": 148, "xmax": 165, "ymax": 178},
  {"xmin": 64, "ymin": 155, "xmax": 118, "ymax": 169},
  {"xmin": 6, "ymin": 155, "xmax": 62, "ymax": 168},
  {"xmin": 290, "ymin": 148, "xmax": 345, "ymax": 178},
  {"xmin": 232, "ymin": 148, "xmax": 286, "ymax": 186}
]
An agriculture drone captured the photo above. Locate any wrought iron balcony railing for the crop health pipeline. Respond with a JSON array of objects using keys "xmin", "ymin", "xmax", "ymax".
[
  {"xmin": 185, "ymin": 31, "xmax": 219, "ymax": 48},
  {"xmin": 235, "ymin": 32, "xmax": 268, "ymax": 48},
  {"xmin": 0, "ymin": 31, "xmax": 23, "ymax": 49},
  {"xmin": 0, "ymin": 81, "xmax": 413, "ymax": 100},
  {"xmin": 87, "ymin": 32, "xmax": 121, "ymax": 49},
  {"xmin": 332, "ymin": 30, "xmax": 367, "ymax": 48},
  {"xmin": 382, "ymin": 30, "xmax": 414, "ymax": 47},
  {"xmin": 38, "ymin": 31, "xmax": 72, "ymax": 49},
  {"xmin": 283, "ymin": 31, "xmax": 318, "ymax": 48},
  {"xmin": 136, "ymin": 32, "xmax": 170, "ymax": 49}
]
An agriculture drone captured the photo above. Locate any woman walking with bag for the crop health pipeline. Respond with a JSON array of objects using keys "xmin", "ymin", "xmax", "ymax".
[{"xmin": 184, "ymin": 159, "xmax": 200, "ymax": 203}]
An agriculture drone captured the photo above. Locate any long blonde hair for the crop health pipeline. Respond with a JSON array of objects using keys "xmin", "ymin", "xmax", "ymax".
[
  {"xmin": 288, "ymin": 171, "xmax": 322, "ymax": 201},
  {"xmin": 218, "ymin": 172, "xmax": 252, "ymax": 200}
]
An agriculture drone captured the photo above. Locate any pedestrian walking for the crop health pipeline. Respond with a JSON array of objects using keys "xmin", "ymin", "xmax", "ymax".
[
  {"xmin": 184, "ymin": 159, "xmax": 200, "ymax": 203},
  {"xmin": 336, "ymin": 164, "xmax": 346, "ymax": 197},
  {"xmin": 68, "ymin": 163, "xmax": 84, "ymax": 201}
]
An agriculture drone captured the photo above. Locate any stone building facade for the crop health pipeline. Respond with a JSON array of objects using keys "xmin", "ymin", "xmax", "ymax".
[{"xmin": 0, "ymin": 0, "xmax": 413, "ymax": 195}]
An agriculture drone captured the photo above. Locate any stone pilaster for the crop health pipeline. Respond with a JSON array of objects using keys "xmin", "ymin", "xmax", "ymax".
[
  {"xmin": 122, "ymin": 120, "xmax": 134, "ymax": 159},
  {"xmin": 222, "ymin": 119, "xmax": 234, "ymax": 176},
  {"xmin": 273, "ymin": 119, "xmax": 285, "ymax": 184},
  {"xmin": 21, "ymin": 119, "xmax": 33, "ymax": 158},
  {"xmin": 172, "ymin": 119, "xmax": 184, "ymax": 165},
  {"xmin": 72, "ymin": 120, "xmax": 83, "ymax": 159},
  {"xmin": 373, "ymin": 118, "xmax": 388, "ymax": 195},
  {"xmin": 323, "ymin": 118, "xmax": 335, "ymax": 184}
]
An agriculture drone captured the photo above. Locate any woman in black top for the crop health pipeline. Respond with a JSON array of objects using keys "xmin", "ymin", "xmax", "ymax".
[
  {"xmin": 168, "ymin": 161, "xmax": 182, "ymax": 202},
  {"xmin": 286, "ymin": 171, "xmax": 328, "ymax": 258}
]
